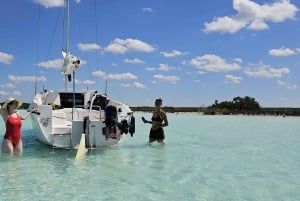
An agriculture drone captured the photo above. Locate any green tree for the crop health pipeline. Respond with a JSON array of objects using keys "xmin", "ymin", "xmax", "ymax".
[{"xmin": 208, "ymin": 96, "xmax": 260, "ymax": 114}]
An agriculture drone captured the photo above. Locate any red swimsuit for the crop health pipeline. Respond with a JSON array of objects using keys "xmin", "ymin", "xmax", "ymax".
[{"xmin": 4, "ymin": 113, "xmax": 22, "ymax": 146}]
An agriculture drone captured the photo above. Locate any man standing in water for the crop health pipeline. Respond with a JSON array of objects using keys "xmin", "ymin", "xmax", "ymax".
[{"xmin": 142, "ymin": 98, "xmax": 169, "ymax": 144}]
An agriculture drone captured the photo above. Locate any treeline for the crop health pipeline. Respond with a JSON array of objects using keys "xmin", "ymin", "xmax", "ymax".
[
  {"xmin": 0, "ymin": 102, "xmax": 30, "ymax": 110},
  {"xmin": 131, "ymin": 106, "xmax": 205, "ymax": 113},
  {"xmin": 205, "ymin": 96, "xmax": 260, "ymax": 115}
]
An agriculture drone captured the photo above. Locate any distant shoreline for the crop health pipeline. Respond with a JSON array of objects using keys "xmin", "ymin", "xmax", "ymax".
[
  {"xmin": 5, "ymin": 102, "xmax": 300, "ymax": 116},
  {"xmin": 131, "ymin": 106, "xmax": 300, "ymax": 116}
]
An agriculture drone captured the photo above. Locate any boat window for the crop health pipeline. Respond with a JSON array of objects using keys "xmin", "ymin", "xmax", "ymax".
[{"xmin": 59, "ymin": 93, "xmax": 84, "ymax": 108}]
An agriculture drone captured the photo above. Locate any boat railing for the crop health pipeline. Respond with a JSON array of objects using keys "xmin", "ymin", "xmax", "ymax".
[{"xmin": 89, "ymin": 94, "xmax": 103, "ymax": 121}]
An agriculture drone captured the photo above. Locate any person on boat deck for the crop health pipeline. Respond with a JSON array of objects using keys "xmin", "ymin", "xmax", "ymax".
[
  {"xmin": 142, "ymin": 98, "xmax": 169, "ymax": 144},
  {"xmin": 0, "ymin": 98, "xmax": 35, "ymax": 154}
]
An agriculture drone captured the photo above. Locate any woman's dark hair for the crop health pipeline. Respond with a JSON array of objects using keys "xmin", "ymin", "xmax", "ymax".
[
  {"xmin": 155, "ymin": 98, "xmax": 162, "ymax": 106},
  {"xmin": 8, "ymin": 100, "xmax": 18, "ymax": 105},
  {"xmin": 6, "ymin": 100, "xmax": 18, "ymax": 111}
]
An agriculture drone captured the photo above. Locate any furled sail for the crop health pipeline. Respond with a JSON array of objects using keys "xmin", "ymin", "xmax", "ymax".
[{"xmin": 61, "ymin": 50, "xmax": 80, "ymax": 74}]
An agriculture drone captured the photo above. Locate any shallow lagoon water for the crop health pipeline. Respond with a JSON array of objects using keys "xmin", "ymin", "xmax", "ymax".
[{"xmin": 1, "ymin": 112, "xmax": 300, "ymax": 201}]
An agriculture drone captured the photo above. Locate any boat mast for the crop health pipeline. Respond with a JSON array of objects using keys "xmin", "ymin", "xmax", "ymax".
[
  {"xmin": 64, "ymin": 0, "xmax": 70, "ymax": 91},
  {"xmin": 104, "ymin": 80, "xmax": 108, "ymax": 96},
  {"xmin": 64, "ymin": 0, "xmax": 76, "ymax": 120}
]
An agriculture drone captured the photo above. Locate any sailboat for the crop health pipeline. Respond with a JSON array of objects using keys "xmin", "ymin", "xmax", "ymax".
[{"xmin": 30, "ymin": 0, "xmax": 135, "ymax": 149}]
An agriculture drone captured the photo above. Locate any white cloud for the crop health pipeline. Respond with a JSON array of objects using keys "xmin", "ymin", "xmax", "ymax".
[
  {"xmin": 0, "ymin": 90, "xmax": 22, "ymax": 97},
  {"xmin": 287, "ymin": 85, "xmax": 297, "ymax": 90},
  {"xmin": 107, "ymin": 72, "xmax": 138, "ymax": 80},
  {"xmin": 37, "ymin": 58, "xmax": 86, "ymax": 69},
  {"xmin": 34, "ymin": 0, "xmax": 64, "ymax": 8},
  {"xmin": 204, "ymin": 16, "xmax": 247, "ymax": 34},
  {"xmin": 132, "ymin": 82, "xmax": 146, "ymax": 88},
  {"xmin": 111, "ymin": 63, "xmax": 119, "ymax": 67},
  {"xmin": 37, "ymin": 59, "xmax": 63, "ymax": 69},
  {"xmin": 75, "ymin": 79, "xmax": 81, "ymax": 84},
  {"xmin": 158, "ymin": 64, "xmax": 176, "ymax": 71},
  {"xmin": 145, "ymin": 67, "xmax": 156, "ymax": 71},
  {"xmin": 81, "ymin": 80, "xmax": 95, "ymax": 85},
  {"xmin": 248, "ymin": 19, "xmax": 269, "ymax": 30},
  {"xmin": 8, "ymin": 75, "xmax": 47, "ymax": 82},
  {"xmin": 92, "ymin": 70, "xmax": 106, "ymax": 78},
  {"xmin": 197, "ymin": 70, "xmax": 207, "ymax": 75},
  {"xmin": 124, "ymin": 58, "xmax": 145, "ymax": 64},
  {"xmin": 77, "ymin": 43, "xmax": 101, "ymax": 52},
  {"xmin": 234, "ymin": 58, "xmax": 243, "ymax": 63},
  {"xmin": 145, "ymin": 63, "xmax": 178, "ymax": 72},
  {"xmin": 153, "ymin": 74, "xmax": 180, "ymax": 84},
  {"xmin": 225, "ymin": 74, "xmax": 243, "ymax": 84},
  {"xmin": 0, "ymin": 91, "xmax": 22, "ymax": 98},
  {"xmin": 142, "ymin": 8, "xmax": 153, "ymax": 12},
  {"xmin": 269, "ymin": 47, "xmax": 297, "ymax": 56},
  {"xmin": 204, "ymin": 0, "xmax": 298, "ymax": 34},
  {"xmin": 13, "ymin": 91, "xmax": 22, "ymax": 97},
  {"xmin": 277, "ymin": 80, "xmax": 297, "ymax": 90},
  {"xmin": 121, "ymin": 82, "xmax": 146, "ymax": 88},
  {"xmin": 0, "ymin": 90, "xmax": 9, "ymax": 96},
  {"xmin": 0, "ymin": 83, "xmax": 15, "ymax": 89},
  {"xmin": 244, "ymin": 63, "xmax": 290, "ymax": 78},
  {"xmin": 104, "ymin": 38, "xmax": 155, "ymax": 54},
  {"xmin": 0, "ymin": 89, "xmax": 23, "ymax": 99},
  {"xmin": 0, "ymin": 51, "xmax": 14, "ymax": 65},
  {"xmin": 160, "ymin": 50, "xmax": 188, "ymax": 58},
  {"xmin": 75, "ymin": 79, "xmax": 95, "ymax": 85},
  {"xmin": 190, "ymin": 54, "xmax": 241, "ymax": 72},
  {"xmin": 34, "ymin": 0, "xmax": 80, "ymax": 8},
  {"xmin": 277, "ymin": 80, "xmax": 286, "ymax": 86}
]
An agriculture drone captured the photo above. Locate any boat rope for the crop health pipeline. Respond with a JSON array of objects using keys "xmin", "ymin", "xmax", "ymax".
[
  {"xmin": 94, "ymin": 0, "xmax": 100, "ymax": 74},
  {"xmin": 73, "ymin": 0, "xmax": 102, "ymax": 91},
  {"xmin": 48, "ymin": 9, "xmax": 63, "ymax": 60},
  {"xmin": 35, "ymin": 4, "xmax": 41, "ymax": 95},
  {"xmin": 72, "ymin": 71, "xmax": 76, "ymax": 120}
]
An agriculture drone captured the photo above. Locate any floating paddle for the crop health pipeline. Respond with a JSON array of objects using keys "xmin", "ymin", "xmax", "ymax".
[{"xmin": 75, "ymin": 134, "xmax": 88, "ymax": 160}]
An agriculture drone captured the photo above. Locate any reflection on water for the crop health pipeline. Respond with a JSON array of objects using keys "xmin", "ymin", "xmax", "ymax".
[
  {"xmin": 1, "ymin": 156, "xmax": 24, "ymax": 200},
  {"xmin": 148, "ymin": 143, "xmax": 166, "ymax": 170}
]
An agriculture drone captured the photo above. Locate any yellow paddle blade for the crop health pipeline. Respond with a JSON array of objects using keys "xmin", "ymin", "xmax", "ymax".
[{"xmin": 75, "ymin": 134, "xmax": 88, "ymax": 160}]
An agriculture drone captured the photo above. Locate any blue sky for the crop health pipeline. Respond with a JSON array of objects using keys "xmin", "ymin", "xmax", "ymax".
[{"xmin": 1, "ymin": 0, "xmax": 300, "ymax": 107}]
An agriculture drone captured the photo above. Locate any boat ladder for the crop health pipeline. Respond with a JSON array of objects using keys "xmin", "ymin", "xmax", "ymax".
[{"xmin": 52, "ymin": 131, "xmax": 72, "ymax": 149}]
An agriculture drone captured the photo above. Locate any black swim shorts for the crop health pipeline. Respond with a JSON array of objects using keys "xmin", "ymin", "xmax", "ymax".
[{"xmin": 149, "ymin": 128, "xmax": 165, "ymax": 140}]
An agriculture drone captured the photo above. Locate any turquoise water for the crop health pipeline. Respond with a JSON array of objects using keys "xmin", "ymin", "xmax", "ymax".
[{"xmin": 1, "ymin": 112, "xmax": 300, "ymax": 201}]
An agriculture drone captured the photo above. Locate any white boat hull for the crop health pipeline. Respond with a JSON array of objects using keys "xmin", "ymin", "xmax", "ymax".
[{"xmin": 31, "ymin": 91, "xmax": 135, "ymax": 149}]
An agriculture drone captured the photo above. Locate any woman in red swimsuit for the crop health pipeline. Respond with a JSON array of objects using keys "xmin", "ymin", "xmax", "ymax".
[{"xmin": 1, "ymin": 98, "xmax": 34, "ymax": 154}]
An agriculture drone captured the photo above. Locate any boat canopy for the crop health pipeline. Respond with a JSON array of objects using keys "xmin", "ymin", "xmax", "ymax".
[{"xmin": 33, "ymin": 90, "xmax": 109, "ymax": 110}]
